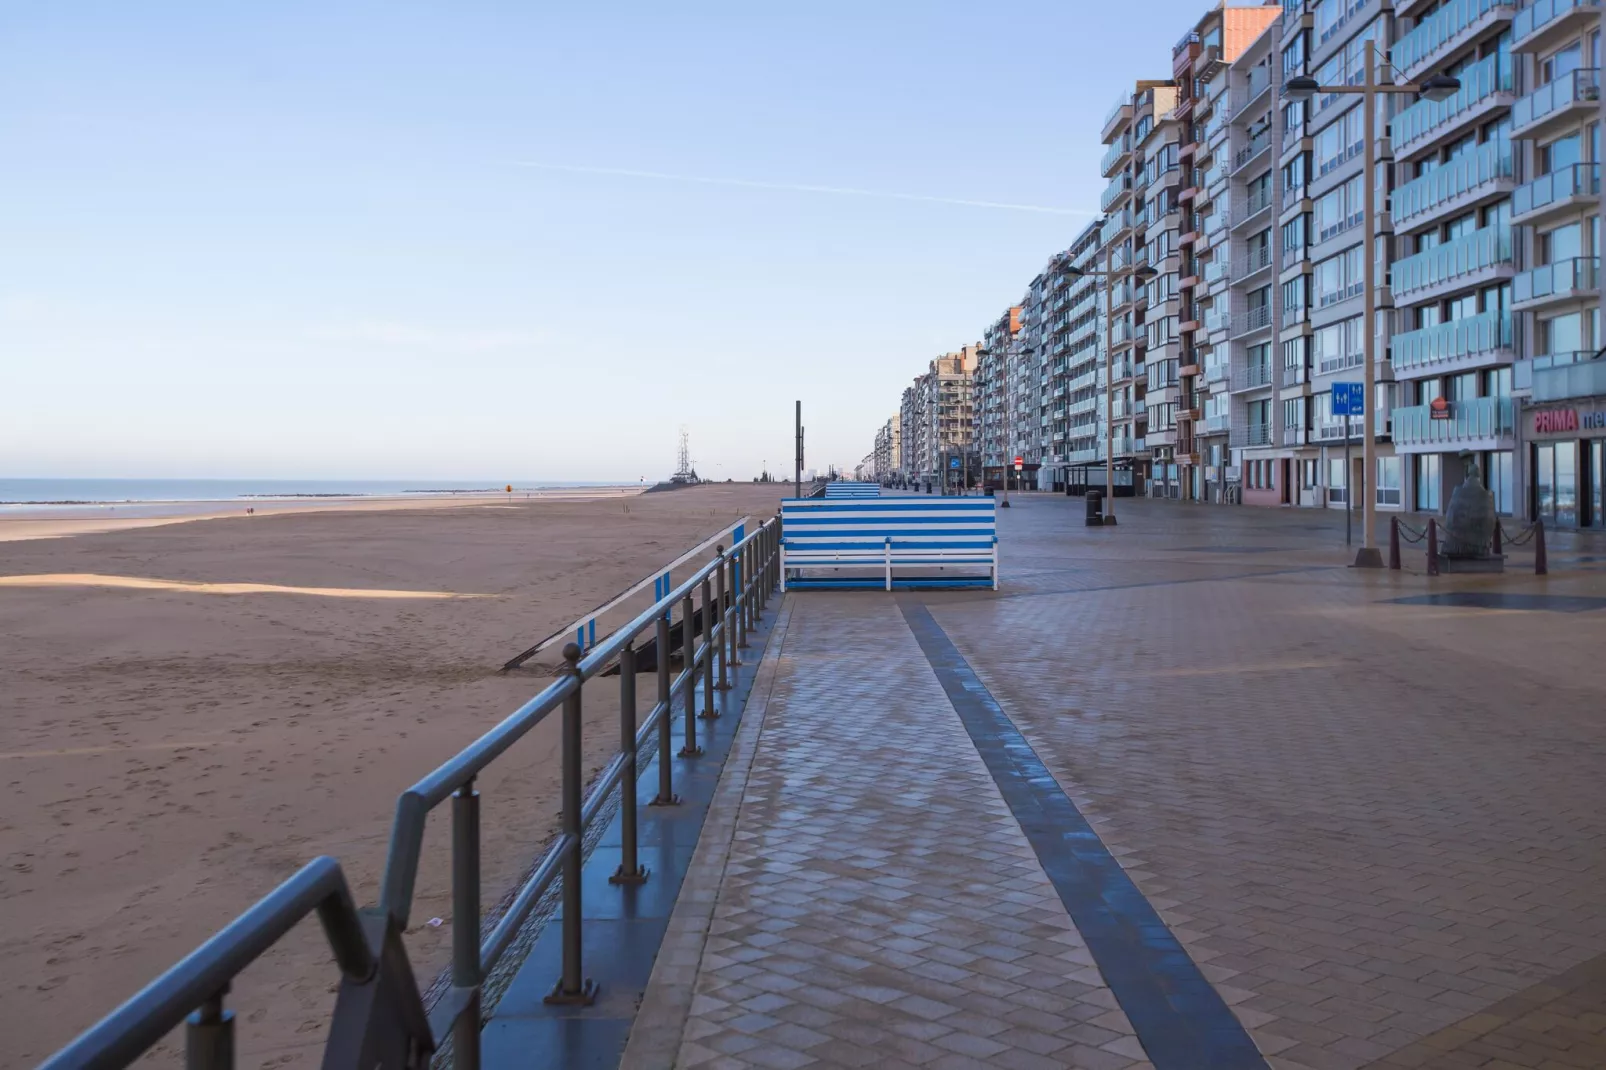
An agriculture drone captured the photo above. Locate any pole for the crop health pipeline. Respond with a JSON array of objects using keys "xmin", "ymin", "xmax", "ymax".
[
  {"xmin": 794, "ymin": 400, "xmax": 802, "ymax": 497},
  {"xmin": 1105, "ymin": 268, "xmax": 1116, "ymax": 523},
  {"xmin": 1344, "ymin": 414, "xmax": 1353, "ymax": 547},
  {"xmin": 1356, "ymin": 38, "xmax": 1383, "ymax": 567}
]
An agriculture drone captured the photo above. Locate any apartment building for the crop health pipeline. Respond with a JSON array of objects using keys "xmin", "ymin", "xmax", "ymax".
[
  {"xmin": 1054, "ymin": 221, "xmax": 1110, "ymax": 489},
  {"xmin": 978, "ymin": 305, "xmax": 1023, "ymax": 486},
  {"xmin": 898, "ymin": 385, "xmax": 918, "ymax": 484},
  {"xmin": 1508, "ymin": 0, "xmax": 1603, "ymax": 529},
  {"xmin": 1101, "ymin": 79, "xmax": 1183, "ymax": 494},
  {"xmin": 901, "ymin": 346, "xmax": 981, "ymax": 486},
  {"xmin": 873, "ymin": 414, "xmax": 901, "ymax": 484}
]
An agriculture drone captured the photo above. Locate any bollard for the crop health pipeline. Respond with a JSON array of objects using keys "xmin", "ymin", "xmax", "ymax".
[
  {"xmin": 651, "ymin": 615, "xmax": 679, "ymax": 806},
  {"xmin": 1426, "ymin": 519, "xmax": 1440, "ymax": 577},
  {"xmin": 612, "ymin": 640, "xmax": 648, "ymax": 884},
  {"xmin": 545, "ymin": 643, "xmax": 596, "ymax": 1005},
  {"xmin": 679, "ymin": 594, "xmax": 702, "ymax": 756},
  {"xmin": 1388, "ymin": 517, "xmax": 1401, "ymax": 571},
  {"xmin": 453, "ymin": 779, "xmax": 481, "ymax": 1069},
  {"xmin": 186, "ymin": 991, "xmax": 234, "ymax": 1070},
  {"xmin": 1493, "ymin": 520, "xmax": 1503, "ymax": 556},
  {"xmin": 713, "ymin": 548, "xmax": 730, "ymax": 690},
  {"xmin": 1535, "ymin": 518, "xmax": 1547, "ymax": 575},
  {"xmin": 699, "ymin": 576, "xmax": 718, "ymax": 718}
]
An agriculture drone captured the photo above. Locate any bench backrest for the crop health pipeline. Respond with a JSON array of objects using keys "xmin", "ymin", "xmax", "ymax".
[
  {"xmin": 781, "ymin": 496, "xmax": 996, "ymax": 553},
  {"xmin": 823, "ymin": 482, "xmax": 881, "ymax": 499}
]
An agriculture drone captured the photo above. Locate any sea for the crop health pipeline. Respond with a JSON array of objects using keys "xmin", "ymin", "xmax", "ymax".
[{"xmin": 0, "ymin": 478, "xmax": 634, "ymax": 511}]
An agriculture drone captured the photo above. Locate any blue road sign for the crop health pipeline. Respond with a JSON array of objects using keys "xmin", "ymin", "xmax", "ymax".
[
  {"xmin": 949, "ymin": 457, "xmax": 962, "ymax": 470},
  {"xmin": 1332, "ymin": 382, "xmax": 1365, "ymax": 416}
]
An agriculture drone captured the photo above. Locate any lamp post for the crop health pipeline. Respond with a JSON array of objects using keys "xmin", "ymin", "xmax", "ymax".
[
  {"xmin": 1284, "ymin": 44, "xmax": 1458, "ymax": 566},
  {"xmin": 1065, "ymin": 261, "xmax": 1158, "ymax": 525}
]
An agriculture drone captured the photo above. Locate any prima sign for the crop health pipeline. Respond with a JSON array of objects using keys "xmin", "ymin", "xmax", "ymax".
[{"xmin": 1533, "ymin": 408, "xmax": 1606, "ymax": 434}]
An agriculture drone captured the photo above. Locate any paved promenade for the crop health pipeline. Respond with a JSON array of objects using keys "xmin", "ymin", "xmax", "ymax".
[{"xmin": 618, "ymin": 496, "xmax": 1606, "ymax": 1070}]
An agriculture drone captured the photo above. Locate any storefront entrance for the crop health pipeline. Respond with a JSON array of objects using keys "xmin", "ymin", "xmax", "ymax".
[{"xmin": 1533, "ymin": 441, "xmax": 1579, "ymax": 529}]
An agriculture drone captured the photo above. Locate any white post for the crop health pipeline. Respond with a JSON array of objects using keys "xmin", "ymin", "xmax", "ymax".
[
  {"xmin": 884, "ymin": 538, "xmax": 892, "ymax": 591},
  {"xmin": 1357, "ymin": 38, "xmax": 1383, "ymax": 567}
]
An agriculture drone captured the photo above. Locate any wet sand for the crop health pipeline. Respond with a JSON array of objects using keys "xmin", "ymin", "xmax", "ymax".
[{"xmin": 0, "ymin": 483, "xmax": 787, "ymax": 1066}]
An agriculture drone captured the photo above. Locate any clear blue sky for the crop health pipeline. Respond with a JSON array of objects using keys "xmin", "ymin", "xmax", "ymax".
[{"xmin": 1, "ymin": 1, "xmax": 1215, "ymax": 482}]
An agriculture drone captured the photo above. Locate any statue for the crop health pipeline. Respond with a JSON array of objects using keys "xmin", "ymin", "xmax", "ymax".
[{"xmin": 1443, "ymin": 452, "xmax": 1497, "ymax": 558}]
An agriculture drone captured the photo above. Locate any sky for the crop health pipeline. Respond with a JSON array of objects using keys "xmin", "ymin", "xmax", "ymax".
[{"xmin": 1, "ymin": 1, "xmax": 1218, "ymax": 482}]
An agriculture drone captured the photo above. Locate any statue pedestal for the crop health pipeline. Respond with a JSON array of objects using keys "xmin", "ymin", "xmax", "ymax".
[{"xmin": 1438, "ymin": 553, "xmax": 1505, "ymax": 574}]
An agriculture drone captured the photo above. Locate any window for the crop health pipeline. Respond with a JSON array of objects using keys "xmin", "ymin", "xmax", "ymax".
[
  {"xmin": 1415, "ymin": 454, "xmax": 1441, "ymax": 512},
  {"xmin": 1541, "ymin": 134, "xmax": 1582, "ymax": 175},
  {"xmin": 1283, "ymin": 396, "xmax": 1307, "ymax": 434},
  {"xmin": 1314, "ymin": 315, "xmax": 1364, "ymax": 373},
  {"xmin": 1315, "ymin": 175, "xmax": 1364, "ymax": 242},
  {"xmin": 1376, "ymin": 456, "xmax": 1402, "ymax": 506},
  {"xmin": 1283, "ymin": 32, "xmax": 1306, "ymax": 75},
  {"xmin": 1315, "ymin": 106, "xmax": 1363, "ymax": 175},
  {"xmin": 1543, "ymin": 311, "xmax": 1583, "ymax": 357},
  {"xmin": 1315, "ymin": 245, "xmax": 1365, "ymax": 307},
  {"xmin": 1283, "ymin": 275, "xmax": 1308, "ymax": 315},
  {"xmin": 1282, "ymin": 336, "xmax": 1309, "ymax": 373},
  {"xmin": 1485, "ymin": 450, "xmax": 1513, "ymax": 516},
  {"xmin": 1542, "ymin": 222, "xmax": 1583, "ymax": 264},
  {"xmin": 1284, "ymin": 152, "xmax": 1308, "ymax": 193},
  {"xmin": 1283, "ymin": 213, "xmax": 1309, "ymax": 254},
  {"xmin": 1329, "ymin": 457, "xmax": 1348, "ymax": 503}
]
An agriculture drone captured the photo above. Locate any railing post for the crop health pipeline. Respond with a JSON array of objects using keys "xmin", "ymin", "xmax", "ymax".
[
  {"xmin": 726, "ymin": 551, "xmax": 742, "ymax": 667},
  {"xmin": 679, "ymin": 593, "xmax": 702, "ymax": 756},
  {"xmin": 736, "ymin": 543, "xmax": 750, "ymax": 650},
  {"xmin": 453, "ymin": 779, "xmax": 481, "ymax": 1070},
  {"xmin": 545, "ymin": 643, "xmax": 596, "ymax": 1005},
  {"xmin": 714, "ymin": 547, "xmax": 730, "ymax": 689},
  {"xmin": 612, "ymin": 640, "xmax": 648, "ymax": 885},
  {"xmin": 652, "ymin": 615, "xmax": 679, "ymax": 804},
  {"xmin": 1535, "ymin": 518, "xmax": 1548, "ymax": 575},
  {"xmin": 699, "ymin": 576, "xmax": 718, "ymax": 717},
  {"xmin": 186, "ymin": 990, "xmax": 234, "ymax": 1070},
  {"xmin": 1426, "ymin": 518, "xmax": 1440, "ymax": 577},
  {"xmin": 1388, "ymin": 517, "xmax": 1400, "ymax": 570}
]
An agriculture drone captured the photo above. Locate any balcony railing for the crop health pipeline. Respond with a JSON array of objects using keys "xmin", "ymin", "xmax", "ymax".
[
  {"xmin": 1237, "ymin": 245, "xmax": 1273, "ymax": 276},
  {"xmin": 1515, "ymin": 0, "xmax": 1602, "ymax": 52},
  {"xmin": 1235, "ymin": 305, "xmax": 1273, "ymax": 333},
  {"xmin": 1204, "ymin": 259, "xmax": 1230, "ymax": 283},
  {"xmin": 1243, "ymin": 423, "xmax": 1272, "ymax": 446},
  {"xmin": 1389, "ymin": 140, "xmax": 1512, "ymax": 226},
  {"xmin": 1204, "ymin": 307, "xmax": 1232, "ymax": 332},
  {"xmin": 1533, "ymin": 354, "xmax": 1606, "ymax": 400},
  {"xmin": 1391, "ymin": 309, "xmax": 1512, "ymax": 372},
  {"xmin": 1232, "ymin": 129, "xmax": 1271, "ymax": 172},
  {"xmin": 1101, "ymin": 173, "xmax": 1133, "ymax": 212},
  {"xmin": 1513, "ymin": 162, "xmax": 1601, "ymax": 222},
  {"xmin": 1236, "ymin": 361, "xmax": 1275, "ymax": 390},
  {"xmin": 1391, "ymin": 396, "xmax": 1516, "ymax": 446},
  {"xmin": 1234, "ymin": 186, "xmax": 1274, "ymax": 224},
  {"xmin": 1512, "ymin": 68, "xmax": 1601, "ymax": 137},
  {"xmin": 1392, "ymin": 0, "xmax": 1517, "ymax": 75},
  {"xmin": 1205, "ymin": 361, "xmax": 1232, "ymax": 384},
  {"xmin": 1389, "ymin": 225, "xmax": 1512, "ymax": 298},
  {"xmin": 1512, "ymin": 256, "xmax": 1599, "ymax": 307},
  {"xmin": 1203, "ymin": 412, "xmax": 1231, "ymax": 433},
  {"xmin": 1283, "ymin": 361, "xmax": 1308, "ymax": 387},
  {"xmin": 1391, "ymin": 53, "xmax": 1512, "ymax": 153},
  {"xmin": 1101, "ymin": 138, "xmax": 1131, "ymax": 177}
]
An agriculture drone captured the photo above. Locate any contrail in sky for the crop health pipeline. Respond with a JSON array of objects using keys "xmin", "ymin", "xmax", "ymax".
[{"xmin": 517, "ymin": 161, "xmax": 1097, "ymax": 216}]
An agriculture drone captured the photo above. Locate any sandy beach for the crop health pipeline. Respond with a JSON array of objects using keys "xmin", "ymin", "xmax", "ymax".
[{"xmin": 0, "ymin": 483, "xmax": 788, "ymax": 1067}]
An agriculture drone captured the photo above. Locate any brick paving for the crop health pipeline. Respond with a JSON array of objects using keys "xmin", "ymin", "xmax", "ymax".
[{"xmin": 622, "ymin": 496, "xmax": 1606, "ymax": 1069}]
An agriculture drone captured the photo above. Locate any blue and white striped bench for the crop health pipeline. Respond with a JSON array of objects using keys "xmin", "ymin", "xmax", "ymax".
[
  {"xmin": 823, "ymin": 482, "xmax": 881, "ymax": 499},
  {"xmin": 780, "ymin": 497, "xmax": 998, "ymax": 591}
]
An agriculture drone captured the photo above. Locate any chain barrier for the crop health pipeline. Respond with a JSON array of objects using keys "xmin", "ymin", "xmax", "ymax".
[
  {"xmin": 1497, "ymin": 520, "xmax": 1541, "ymax": 548},
  {"xmin": 1395, "ymin": 520, "xmax": 1428, "ymax": 544}
]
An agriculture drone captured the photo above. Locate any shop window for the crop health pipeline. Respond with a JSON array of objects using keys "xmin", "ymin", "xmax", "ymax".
[
  {"xmin": 1416, "ymin": 454, "xmax": 1442, "ymax": 512},
  {"xmin": 1376, "ymin": 456, "xmax": 1402, "ymax": 506}
]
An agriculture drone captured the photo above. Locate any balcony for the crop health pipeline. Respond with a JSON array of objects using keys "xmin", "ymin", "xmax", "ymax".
[
  {"xmin": 1203, "ymin": 412, "xmax": 1232, "ymax": 433},
  {"xmin": 1204, "ymin": 307, "xmax": 1232, "ymax": 333},
  {"xmin": 1204, "ymin": 259, "xmax": 1230, "ymax": 283},
  {"xmin": 1236, "ymin": 244, "xmax": 1274, "ymax": 278},
  {"xmin": 1391, "ymin": 396, "xmax": 1516, "ymax": 450},
  {"xmin": 1102, "ymin": 95, "xmax": 1133, "ymax": 141},
  {"xmin": 1101, "ymin": 138, "xmax": 1132, "ymax": 178},
  {"xmin": 1231, "ymin": 187, "xmax": 1275, "ymax": 230},
  {"xmin": 1390, "ymin": 53, "xmax": 1514, "ymax": 156},
  {"xmin": 1512, "ymin": 68, "xmax": 1602, "ymax": 141},
  {"xmin": 1234, "ymin": 305, "xmax": 1273, "ymax": 335},
  {"xmin": 1236, "ymin": 423, "xmax": 1272, "ymax": 447},
  {"xmin": 1392, "ymin": 0, "xmax": 1518, "ymax": 78},
  {"xmin": 1391, "ymin": 309, "xmax": 1513, "ymax": 374},
  {"xmin": 1513, "ymin": 163, "xmax": 1601, "ymax": 227},
  {"xmin": 1389, "ymin": 225, "xmax": 1513, "ymax": 301},
  {"xmin": 1233, "ymin": 360, "xmax": 1275, "ymax": 392},
  {"xmin": 1204, "ymin": 361, "xmax": 1232, "ymax": 385},
  {"xmin": 1283, "ymin": 425, "xmax": 1310, "ymax": 446},
  {"xmin": 1533, "ymin": 354, "xmax": 1606, "ymax": 400},
  {"xmin": 1514, "ymin": 0, "xmax": 1602, "ymax": 56},
  {"xmin": 1231, "ymin": 129, "xmax": 1272, "ymax": 173},
  {"xmin": 1101, "ymin": 173, "xmax": 1134, "ymax": 212},
  {"xmin": 1389, "ymin": 140, "xmax": 1513, "ymax": 228},
  {"xmin": 1511, "ymin": 257, "xmax": 1600, "ymax": 310},
  {"xmin": 1204, "ymin": 210, "xmax": 1227, "ymax": 236}
]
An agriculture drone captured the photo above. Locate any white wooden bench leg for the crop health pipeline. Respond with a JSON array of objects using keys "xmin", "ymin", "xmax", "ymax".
[
  {"xmin": 885, "ymin": 538, "xmax": 892, "ymax": 591},
  {"xmin": 779, "ymin": 545, "xmax": 788, "ymax": 592},
  {"xmin": 993, "ymin": 540, "xmax": 1000, "ymax": 591}
]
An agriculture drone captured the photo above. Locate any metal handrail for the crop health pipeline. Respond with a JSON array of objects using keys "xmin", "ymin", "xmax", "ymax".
[
  {"xmin": 39, "ymin": 517, "xmax": 785, "ymax": 1070},
  {"xmin": 39, "ymin": 857, "xmax": 373, "ymax": 1070}
]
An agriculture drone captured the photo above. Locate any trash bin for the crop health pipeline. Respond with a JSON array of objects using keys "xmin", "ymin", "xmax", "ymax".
[{"xmin": 1085, "ymin": 490, "xmax": 1104, "ymax": 527}]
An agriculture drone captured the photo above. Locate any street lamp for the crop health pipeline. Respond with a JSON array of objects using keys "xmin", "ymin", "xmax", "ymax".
[
  {"xmin": 1283, "ymin": 44, "xmax": 1458, "ymax": 566},
  {"xmin": 1066, "ymin": 261, "xmax": 1158, "ymax": 525}
]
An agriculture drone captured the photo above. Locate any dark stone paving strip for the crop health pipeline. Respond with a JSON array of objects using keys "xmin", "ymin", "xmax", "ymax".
[
  {"xmin": 898, "ymin": 600, "xmax": 1270, "ymax": 1070},
  {"xmin": 479, "ymin": 614, "xmax": 779, "ymax": 1069}
]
